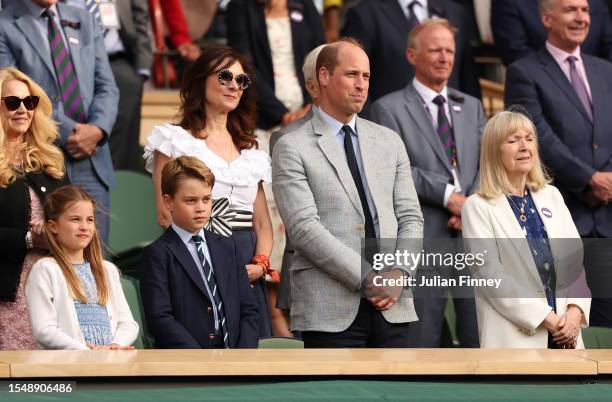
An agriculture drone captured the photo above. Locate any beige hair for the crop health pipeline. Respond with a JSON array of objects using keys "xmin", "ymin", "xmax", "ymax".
[
  {"xmin": 0, "ymin": 67, "xmax": 64, "ymax": 187},
  {"xmin": 407, "ymin": 18, "xmax": 458, "ymax": 50},
  {"xmin": 302, "ymin": 44, "xmax": 327, "ymax": 83},
  {"xmin": 477, "ymin": 110, "xmax": 551, "ymax": 199},
  {"xmin": 161, "ymin": 155, "xmax": 215, "ymax": 197}
]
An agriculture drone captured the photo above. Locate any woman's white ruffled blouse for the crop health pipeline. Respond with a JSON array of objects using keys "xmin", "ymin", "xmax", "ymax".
[{"xmin": 143, "ymin": 124, "xmax": 271, "ymax": 212}]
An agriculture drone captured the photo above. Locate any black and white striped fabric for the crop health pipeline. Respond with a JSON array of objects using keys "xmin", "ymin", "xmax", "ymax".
[{"xmin": 206, "ymin": 198, "xmax": 253, "ymax": 236}]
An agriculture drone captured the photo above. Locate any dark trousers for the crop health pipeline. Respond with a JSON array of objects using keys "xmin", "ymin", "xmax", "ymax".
[
  {"xmin": 109, "ymin": 58, "xmax": 145, "ymax": 171},
  {"xmin": 584, "ymin": 235, "xmax": 612, "ymax": 327},
  {"xmin": 301, "ymin": 299, "xmax": 412, "ymax": 348}
]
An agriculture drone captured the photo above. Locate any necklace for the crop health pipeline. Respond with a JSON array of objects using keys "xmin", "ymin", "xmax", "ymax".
[{"xmin": 507, "ymin": 190, "xmax": 528, "ymax": 223}]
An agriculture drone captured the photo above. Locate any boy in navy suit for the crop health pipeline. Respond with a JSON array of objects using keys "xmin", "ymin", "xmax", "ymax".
[{"xmin": 140, "ymin": 156, "xmax": 259, "ymax": 348}]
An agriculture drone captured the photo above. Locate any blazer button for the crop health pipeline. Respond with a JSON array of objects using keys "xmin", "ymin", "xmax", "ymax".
[
  {"xmin": 209, "ymin": 334, "xmax": 215, "ymax": 340},
  {"xmin": 593, "ymin": 143, "xmax": 600, "ymax": 150},
  {"xmin": 250, "ymin": 284, "xmax": 255, "ymax": 288},
  {"xmin": 40, "ymin": 186, "xmax": 46, "ymax": 193},
  {"xmin": 207, "ymin": 307, "xmax": 212, "ymax": 313},
  {"xmin": 357, "ymin": 224, "xmax": 364, "ymax": 231}
]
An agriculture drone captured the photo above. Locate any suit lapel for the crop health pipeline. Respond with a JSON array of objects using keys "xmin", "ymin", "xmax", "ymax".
[
  {"xmin": 428, "ymin": 0, "xmax": 448, "ymax": 18},
  {"xmin": 538, "ymin": 49, "xmax": 592, "ymax": 125},
  {"xmin": 584, "ymin": 56, "xmax": 606, "ymax": 126},
  {"xmin": 355, "ymin": 118, "xmax": 381, "ymax": 213},
  {"xmin": 404, "ymin": 85, "xmax": 452, "ymax": 173},
  {"xmin": 313, "ymin": 113, "xmax": 364, "ymax": 219},
  {"xmin": 13, "ymin": 7, "xmax": 56, "ymax": 79},
  {"xmin": 204, "ymin": 230, "xmax": 230, "ymax": 305},
  {"xmin": 163, "ymin": 229, "xmax": 209, "ymax": 299},
  {"xmin": 251, "ymin": 3, "xmax": 273, "ymax": 75},
  {"xmin": 492, "ymin": 195, "xmax": 546, "ymax": 287},
  {"xmin": 379, "ymin": 0, "xmax": 409, "ymax": 38}
]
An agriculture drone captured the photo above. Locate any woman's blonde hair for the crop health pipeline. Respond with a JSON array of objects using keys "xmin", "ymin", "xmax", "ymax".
[
  {"xmin": 477, "ymin": 110, "xmax": 551, "ymax": 199},
  {"xmin": 0, "ymin": 67, "xmax": 64, "ymax": 187},
  {"xmin": 44, "ymin": 186, "xmax": 109, "ymax": 305}
]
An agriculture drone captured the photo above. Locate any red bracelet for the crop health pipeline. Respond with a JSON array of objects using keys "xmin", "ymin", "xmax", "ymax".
[{"xmin": 252, "ymin": 254, "xmax": 270, "ymax": 270}]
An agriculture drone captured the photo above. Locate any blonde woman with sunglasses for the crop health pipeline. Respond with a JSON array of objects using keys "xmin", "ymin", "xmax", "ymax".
[{"xmin": 0, "ymin": 67, "xmax": 67, "ymax": 350}]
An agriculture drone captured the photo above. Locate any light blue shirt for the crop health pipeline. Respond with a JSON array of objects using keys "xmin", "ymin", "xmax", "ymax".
[
  {"xmin": 23, "ymin": 1, "xmax": 69, "ymax": 55},
  {"xmin": 171, "ymin": 224, "xmax": 220, "ymax": 332},
  {"xmin": 317, "ymin": 107, "xmax": 380, "ymax": 237}
]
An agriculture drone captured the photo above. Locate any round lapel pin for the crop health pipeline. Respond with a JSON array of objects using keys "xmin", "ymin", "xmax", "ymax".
[{"xmin": 541, "ymin": 207, "xmax": 552, "ymax": 218}]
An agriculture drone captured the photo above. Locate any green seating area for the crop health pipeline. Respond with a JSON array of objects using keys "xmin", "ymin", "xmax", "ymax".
[{"xmin": 108, "ymin": 170, "xmax": 162, "ymax": 277}]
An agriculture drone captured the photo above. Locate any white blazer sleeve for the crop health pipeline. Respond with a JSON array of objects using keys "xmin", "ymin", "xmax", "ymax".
[
  {"xmin": 25, "ymin": 260, "xmax": 88, "ymax": 350},
  {"xmin": 105, "ymin": 263, "xmax": 139, "ymax": 346},
  {"xmin": 462, "ymin": 196, "xmax": 552, "ymax": 332}
]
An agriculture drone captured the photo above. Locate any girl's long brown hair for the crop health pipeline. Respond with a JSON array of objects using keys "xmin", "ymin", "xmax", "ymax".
[{"xmin": 43, "ymin": 186, "xmax": 109, "ymax": 305}]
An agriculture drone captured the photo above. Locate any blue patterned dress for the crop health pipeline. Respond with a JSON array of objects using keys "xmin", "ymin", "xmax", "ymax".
[{"xmin": 73, "ymin": 262, "xmax": 112, "ymax": 346}]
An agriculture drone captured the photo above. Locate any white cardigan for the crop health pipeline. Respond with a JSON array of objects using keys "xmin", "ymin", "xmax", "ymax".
[
  {"xmin": 462, "ymin": 185, "xmax": 591, "ymax": 348},
  {"xmin": 26, "ymin": 257, "xmax": 139, "ymax": 350}
]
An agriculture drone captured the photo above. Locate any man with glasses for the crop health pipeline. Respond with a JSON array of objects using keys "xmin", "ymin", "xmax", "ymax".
[{"xmin": 0, "ymin": 0, "xmax": 119, "ymax": 243}]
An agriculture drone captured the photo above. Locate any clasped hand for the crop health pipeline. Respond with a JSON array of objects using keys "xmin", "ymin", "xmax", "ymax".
[
  {"xmin": 364, "ymin": 268, "xmax": 405, "ymax": 311},
  {"xmin": 543, "ymin": 306, "xmax": 583, "ymax": 348},
  {"xmin": 65, "ymin": 123, "xmax": 103, "ymax": 160}
]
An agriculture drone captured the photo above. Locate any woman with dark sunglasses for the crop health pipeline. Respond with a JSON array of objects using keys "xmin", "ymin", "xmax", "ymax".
[
  {"xmin": 144, "ymin": 45, "xmax": 277, "ymax": 340},
  {"xmin": 0, "ymin": 67, "xmax": 68, "ymax": 350}
]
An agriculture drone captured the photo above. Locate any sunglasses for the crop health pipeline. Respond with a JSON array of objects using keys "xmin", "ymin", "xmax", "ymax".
[
  {"xmin": 217, "ymin": 69, "xmax": 251, "ymax": 90},
  {"xmin": 1, "ymin": 96, "xmax": 40, "ymax": 111}
]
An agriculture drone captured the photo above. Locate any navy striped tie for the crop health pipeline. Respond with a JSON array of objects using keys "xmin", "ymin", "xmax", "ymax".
[
  {"xmin": 43, "ymin": 9, "xmax": 87, "ymax": 123},
  {"xmin": 85, "ymin": 0, "xmax": 103, "ymax": 26},
  {"xmin": 192, "ymin": 235, "xmax": 229, "ymax": 348}
]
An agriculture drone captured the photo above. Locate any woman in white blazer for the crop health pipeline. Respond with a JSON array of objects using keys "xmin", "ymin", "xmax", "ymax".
[{"xmin": 462, "ymin": 111, "xmax": 591, "ymax": 349}]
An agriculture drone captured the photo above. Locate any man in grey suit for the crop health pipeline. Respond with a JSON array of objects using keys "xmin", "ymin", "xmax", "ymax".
[
  {"xmin": 272, "ymin": 39, "xmax": 424, "ymax": 348},
  {"xmin": 270, "ymin": 44, "xmax": 326, "ymax": 319},
  {"xmin": 0, "ymin": 0, "xmax": 118, "ymax": 242},
  {"xmin": 65, "ymin": 0, "xmax": 152, "ymax": 171},
  {"xmin": 371, "ymin": 19, "xmax": 484, "ymax": 347}
]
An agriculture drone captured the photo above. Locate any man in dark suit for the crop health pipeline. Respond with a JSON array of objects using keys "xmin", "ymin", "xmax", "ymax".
[
  {"xmin": 140, "ymin": 156, "xmax": 259, "ymax": 348},
  {"xmin": 371, "ymin": 19, "xmax": 483, "ymax": 347},
  {"xmin": 64, "ymin": 0, "xmax": 152, "ymax": 171},
  {"xmin": 492, "ymin": 0, "xmax": 612, "ymax": 66},
  {"xmin": 505, "ymin": 0, "xmax": 612, "ymax": 327},
  {"xmin": 341, "ymin": 0, "xmax": 480, "ymax": 116},
  {"xmin": 0, "ymin": 0, "xmax": 118, "ymax": 242}
]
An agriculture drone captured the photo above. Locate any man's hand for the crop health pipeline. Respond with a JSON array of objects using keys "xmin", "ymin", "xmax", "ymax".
[
  {"xmin": 177, "ymin": 42, "xmax": 201, "ymax": 62},
  {"xmin": 446, "ymin": 192, "xmax": 467, "ymax": 216},
  {"xmin": 65, "ymin": 124, "xmax": 103, "ymax": 160},
  {"xmin": 447, "ymin": 215, "xmax": 462, "ymax": 231},
  {"xmin": 365, "ymin": 268, "xmax": 405, "ymax": 311},
  {"xmin": 281, "ymin": 104, "xmax": 312, "ymax": 126},
  {"xmin": 588, "ymin": 172, "xmax": 612, "ymax": 204}
]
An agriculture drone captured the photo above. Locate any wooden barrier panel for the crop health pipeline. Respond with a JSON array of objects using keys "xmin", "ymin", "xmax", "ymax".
[
  {"xmin": 0, "ymin": 362, "xmax": 9, "ymax": 378},
  {"xmin": 572, "ymin": 350, "xmax": 612, "ymax": 374},
  {"xmin": 0, "ymin": 349, "xmax": 597, "ymax": 378}
]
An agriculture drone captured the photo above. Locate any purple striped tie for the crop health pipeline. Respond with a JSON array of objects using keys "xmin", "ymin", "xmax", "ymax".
[
  {"xmin": 567, "ymin": 56, "xmax": 593, "ymax": 122},
  {"xmin": 433, "ymin": 95, "xmax": 458, "ymax": 167},
  {"xmin": 43, "ymin": 9, "xmax": 87, "ymax": 123}
]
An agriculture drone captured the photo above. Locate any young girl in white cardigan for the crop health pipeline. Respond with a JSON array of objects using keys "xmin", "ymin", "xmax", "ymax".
[{"xmin": 26, "ymin": 186, "xmax": 138, "ymax": 350}]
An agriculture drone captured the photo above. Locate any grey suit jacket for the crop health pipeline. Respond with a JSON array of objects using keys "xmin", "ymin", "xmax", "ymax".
[
  {"xmin": 371, "ymin": 83, "xmax": 486, "ymax": 238},
  {"xmin": 0, "ymin": 1, "xmax": 119, "ymax": 187},
  {"xmin": 116, "ymin": 0, "xmax": 153, "ymax": 71},
  {"xmin": 272, "ymin": 110, "xmax": 423, "ymax": 332}
]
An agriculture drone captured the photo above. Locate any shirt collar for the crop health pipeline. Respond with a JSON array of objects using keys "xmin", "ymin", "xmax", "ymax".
[
  {"xmin": 412, "ymin": 77, "xmax": 448, "ymax": 104},
  {"xmin": 398, "ymin": 0, "xmax": 427, "ymax": 12},
  {"xmin": 25, "ymin": 0, "xmax": 58, "ymax": 19},
  {"xmin": 318, "ymin": 106, "xmax": 358, "ymax": 136},
  {"xmin": 546, "ymin": 41, "xmax": 582, "ymax": 65},
  {"xmin": 171, "ymin": 223, "xmax": 205, "ymax": 246}
]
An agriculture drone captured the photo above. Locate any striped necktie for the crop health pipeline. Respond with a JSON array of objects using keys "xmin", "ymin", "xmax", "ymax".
[
  {"xmin": 432, "ymin": 95, "xmax": 458, "ymax": 167},
  {"xmin": 85, "ymin": 0, "xmax": 103, "ymax": 26},
  {"xmin": 43, "ymin": 9, "xmax": 87, "ymax": 123},
  {"xmin": 192, "ymin": 235, "xmax": 229, "ymax": 348}
]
